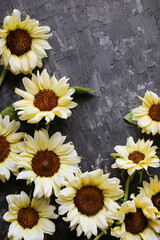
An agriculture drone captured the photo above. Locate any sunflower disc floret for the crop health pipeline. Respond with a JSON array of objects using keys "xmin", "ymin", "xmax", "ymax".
[
  {"xmin": 111, "ymin": 192, "xmax": 160, "ymax": 240},
  {"xmin": 3, "ymin": 191, "xmax": 58, "ymax": 240},
  {"xmin": 0, "ymin": 9, "xmax": 52, "ymax": 74},
  {"xmin": 111, "ymin": 136, "xmax": 159, "ymax": 175},
  {"xmin": 131, "ymin": 91, "xmax": 160, "ymax": 135},
  {"xmin": 56, "ymin": 169, "xmax": 124, "ymax": 239},
  {"xmin": 16, "ymin": 129, "xmax": 81, "ymax": 198},
  {"xmin": 13, "ymin": 69, "xmax": 77, "ymax": 123}
]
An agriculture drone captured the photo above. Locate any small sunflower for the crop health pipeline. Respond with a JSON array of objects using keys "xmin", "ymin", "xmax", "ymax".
[
  {"xmin": 3, "ymin": 191, "xmax": 58, "ymax": 240},
  {"xmin": 111, "ymin": 192, "xmax": 160, "ymax": 240},
  {"xmin": 0, "ymin": 9, "xmax": 52, "ymax": 75},
  {"xmin": 140, "ymin": 176, "xmax": 160, "ymax": 218},
  {"xmin": 111, "ymin": 136, "xmax": 159, "ymax": 175},
  {"xmin": 16, "ymin": 129, "xmax": 81, "ymax": 198},
  {"xmin": 131, "ymin": 91, "xmax": 160, "ymax": 135},
  {"xmin": 0, "ymin": 115, "xmax": 23, "ymax": 182},
  {"xmin": 13, "ymin": 69, "xmax": 77, "ymax": 124},
  {"xmin": 56, "ymin": 169, "xmax": 124, "ymax": 239}
]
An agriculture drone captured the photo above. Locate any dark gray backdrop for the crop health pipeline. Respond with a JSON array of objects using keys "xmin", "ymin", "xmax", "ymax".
[{"xmin": 0, "ymin": 0, "xmax": 160, "ymax": 239}]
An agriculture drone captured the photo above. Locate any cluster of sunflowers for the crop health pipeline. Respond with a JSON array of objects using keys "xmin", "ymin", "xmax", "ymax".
[{"xmin": 1, "ymin": 9, "xmax": 160, "ymax": 240}]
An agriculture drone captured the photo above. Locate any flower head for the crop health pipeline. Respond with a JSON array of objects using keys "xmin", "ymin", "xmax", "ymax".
[
  {"xmin": 0, "ymin": 9, "xmax": 52, "ymax": 74},
  {"xmin": 56, "ymin": 169, "xmax": 124, "ymax": 239},
  {"xmin": 131, "ymin": 91, "xmax": 160, "ymax": 135},
  {"xmin": 140, "ymin": 176, "xmax": 160, "ymax": 218},
  {"xmin": 111, "ymin": 136, "xmax": 159, "ymax": 175},
  {"xmin": 111, "ymin": 192, "xmax": 160, "ymax": 240},
  {"xmin": 13, "ymin": 69, "xmax": 77, "ymax": 124},
  {"xmin": 16, "ymin": 129, "xmax": 81, "ymax": 198},
  {"xmin": 0, "ymin": 114, "xmax": 23, "ymax": 182},
  {"xmin": 3, "ymin": 191, "xmax": 58, "ymax": 240}
]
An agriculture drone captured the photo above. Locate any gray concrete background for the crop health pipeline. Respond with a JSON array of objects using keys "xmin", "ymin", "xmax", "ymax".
[{"xmin": 0, "ymin": 0, "xmax": 160, "ymax": 239}]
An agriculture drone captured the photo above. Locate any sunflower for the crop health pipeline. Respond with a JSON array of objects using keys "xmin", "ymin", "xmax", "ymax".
[
  {"xmin": 3, "ymin": 191, "xmax": 58, "ymax": 240},
  {"xmin": 13, "ymin": 69, "xmax": 77, "ymax": 124},
  {"xmin": 139, "ymin": 175, "xmax": 160, "ymax": 218},
  {"xmin": 56, "ymin": 169, "xmax": 124, "ymax": 239},
  {"xmin": 0, "ymin": 115, "xmax": 23, "ymax": 182},
  {"xmin": 111, "ymin": 192, "xmax": 160, "ymax": 240},
  {"xmin": 111, "ymin": 136, "xmax": 159, "ymax": 175},
  {"xmin": 0, "ymin": 9, "xmax": 52, "ymax": 75},
  {"xmin": 131, "ymin": 91, "xmax": 160, "ymax": 135},
  {"xmin": 16, "ymin": 129, "xmax": 81, "ymax": 198}
]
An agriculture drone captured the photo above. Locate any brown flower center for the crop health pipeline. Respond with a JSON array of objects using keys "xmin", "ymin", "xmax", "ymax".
[
  {"xmin": 7, "ymin": 29, "xmax": 32, "ymax": 56},
  {"xmin": 128, "ymin": 151, "xmax": 145, "ymax": 164},
  {"xmin": 0, "ymin": 136, "xmax": 10, "ymax": 162},
  {"xmin": 152, "ymin": 192, "xmax": 160, "ymax": 211},
  {"xmin": 34, "ymin": 90, "xmax": 58, "ymax": 111},
  {"xmin": 18, "ymin": 207, "xmax": 39, "ymax": 229},
  {"xmin": 149, "ymin": 104, "xmax": 160, "ymax": 121},
  {"xmin": 124, "ymin": 208, "xmax": 147, "ymax": 234},
  {"xmin": 32, "ymin": 150, "xmax": 60, "ymax": 177},
  {"xmin": 74, "ymin": 186, "xmax": 104, "ymax": 216}
]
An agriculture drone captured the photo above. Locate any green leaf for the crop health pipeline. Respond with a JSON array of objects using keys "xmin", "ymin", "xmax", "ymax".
[
  {"xmin": 123, "ymin": 112, "xmax": 137, "ymax": 125},
  {"xmin": 70, "ymin": 86, "xmax": 95, "ymax": 94},
  {"xmin": 115, "ymin": 220, "xmax": 121, "ymax": 226},
  {"xmin": 1, "ymin": 105, "xmax": 19, "ymax": 121}
]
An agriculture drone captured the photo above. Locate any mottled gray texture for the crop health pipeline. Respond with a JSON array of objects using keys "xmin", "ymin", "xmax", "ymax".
[{"xmin": 0, "ymin": 0, "xmax": 160, "ymax": 239}]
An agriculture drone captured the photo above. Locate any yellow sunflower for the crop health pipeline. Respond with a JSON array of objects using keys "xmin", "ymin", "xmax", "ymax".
[
  {"xmin": 0, "ymin": 9, "xmax": 52, "ymax": 75},
  {"xmin": 140, "ymin": 176, "xmax": 160, "ymax": 218},
  {"xmin": 111, "ymin": 192, "xmax": 160, "ymax": 240},
  {"xmin": 111, "ymin": 136, "xmax": 159, "ymax": 175},
  {"xmin": 56, "ymin": 169, "xmax": 124, "ymax": 239},
  {"xmin": 3, "ymin": 191, "xmax": 58, "ymax": 240},
  {"xmin": 16, "ymin": 129, "xmax": 81, "ymax": 198},
  {"xmin": 13, "ymin": 69, "xmax": 77, "ymax": 124},
  {"xmin": 131, "ymin": 91, "xmax": 160, "ymax": 135},
  {"xmin": 0, "ymin": 115, "xmax": 23, "ymax": 182}
]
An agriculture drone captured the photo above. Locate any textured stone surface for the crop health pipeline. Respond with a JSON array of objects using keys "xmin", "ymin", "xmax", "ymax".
[{"xmin": 0, "ymin": 0, "xmax": 160, "ymax": 239}]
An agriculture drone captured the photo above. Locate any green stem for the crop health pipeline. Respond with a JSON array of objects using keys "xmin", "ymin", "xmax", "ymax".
[
  {"xmin": 0, "ymin": 68, "xmax": 7, "ymax": 87},
  {"xmin": 29, "ymin": 189, "xmax": 32, "ymax": 205},
  {"xmin": 2, "ymin": 226, "xmax": 9, "ymax": 234},
  {"xmin": 36, "ymin": 123, "xmax": 39, "ymax": 129},
  {"xmin": 93, "ymin": 232, "xmax": 104, "ymax": 240},
  {"xmin": 123, "ymin": 172, "xmax": 136, "ymax": 202},
  {"xmin": 4, "ymin": 235, "xmax": 9, "ymax": 240},
  {"xmin": 44, "ymin": 234, "xmax": 47, "ymax": 240},
  {"xmin": 45, "ymin": 123, "xmax": 50, "ymax": 132}
]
